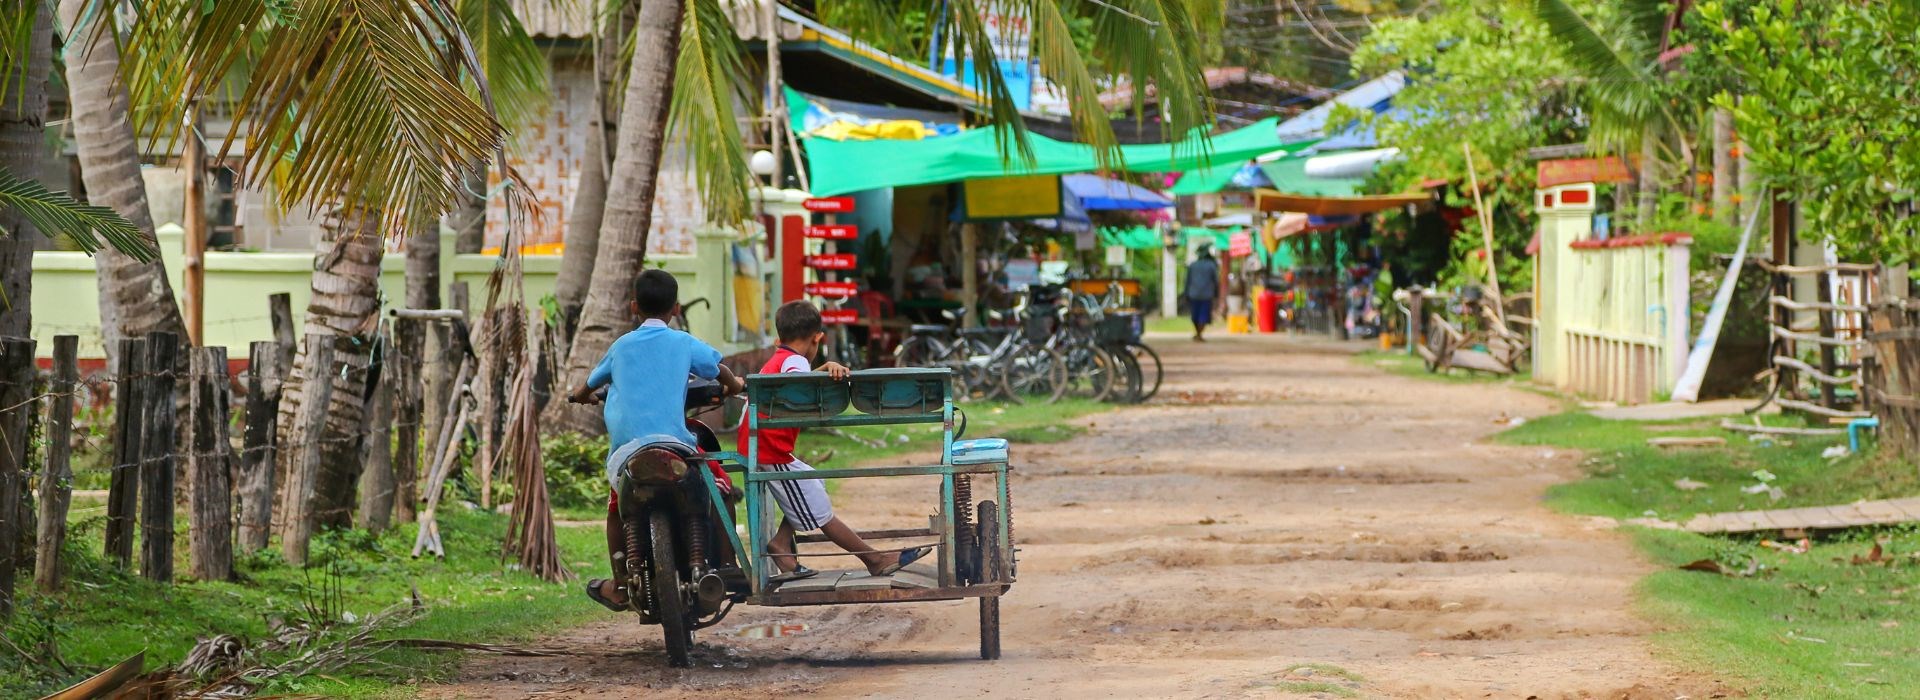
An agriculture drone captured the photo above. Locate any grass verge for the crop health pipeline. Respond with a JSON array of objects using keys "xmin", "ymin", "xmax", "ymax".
[
  {"xmin": 2, "ymin": 510, "xmax": 604, "ymax": 698},
  {"xmin": 1497, "ymin": 411, "xmax": 1920, "ymax": 698}
]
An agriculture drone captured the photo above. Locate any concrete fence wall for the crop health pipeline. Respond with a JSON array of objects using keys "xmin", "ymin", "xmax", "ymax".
[
  {"xmin": 1532, "ymin": 182, "xmax": 1692, "ymax": 405},
  {"xmin": 28, "ymin": 187, "xmax": 819, "ymax": 361}
]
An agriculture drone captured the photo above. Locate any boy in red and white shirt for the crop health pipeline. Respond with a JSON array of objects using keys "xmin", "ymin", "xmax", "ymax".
[{"xmin": 740, "ymin": 301, "xmax": 929, "ymax": 582}]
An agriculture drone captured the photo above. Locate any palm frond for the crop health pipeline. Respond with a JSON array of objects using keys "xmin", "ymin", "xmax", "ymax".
[
  {"xmin": 0, "ymin": 166, "xmax": 158, "ymax": 261},
  {"xmin": 937, "ymin": 0, "xmax": 1033, "ymax": 163},
  {"xmin": 458, "ymin": 0, "xmax": 551, "ymax": 135},
  {"xmin": 122, "ymin": 0, "xmax": 505, "ymax": 235},
  {"xmin": 668, "ymin": 0, "xmax": 755, "ymax": 224},
  {"xmin": 1084, "ymin": 0, "xmax": 1219, "ymax": 159},
  {"xmin": 1531, "ymin": 0, "xmax": 1670, "ymax": 136},
  {"xmin": 0, "ymin": 0, "xmax": 38, "ymax": 106}
]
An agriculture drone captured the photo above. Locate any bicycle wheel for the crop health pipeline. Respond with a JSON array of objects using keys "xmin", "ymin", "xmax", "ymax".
[
  {"xmin": 1107, "ymin": 345, "xmax": 1144, "ymax": 404},
  {"xmin": 1125, "ymin": 342, "xmax": 1163, "ymax": 402},
  {"xmin": 997, "ymin": 345, "xmax": 1067, "ymax": 404},
  {"xmin": 1059, "ymin": 342, "xmax": 1116, "ymax": 402},
  {"xmin": 895, "ymin": 335, "xmax": 939, "ymax": 367}
]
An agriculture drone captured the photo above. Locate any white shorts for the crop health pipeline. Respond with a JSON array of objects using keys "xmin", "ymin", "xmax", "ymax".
[{"xmin": 760, "ymin": 458, "xmax": 834, "ymax": 531}]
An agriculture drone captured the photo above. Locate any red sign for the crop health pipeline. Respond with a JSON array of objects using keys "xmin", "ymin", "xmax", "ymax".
[
  {"xmin": 804, "ymin": 224, "xmax": 859, "ymax": 240},
  {"xmin": 802, "ymin": 197, "xmax": 856, "ymax": 213},
  {"xmin": 805, "ymin": 281, "xmax": 860, "ymax": 298},
  {"xmin": 804, "ymin": 254, "xmax": 857, "ymax": 270},
  {"xmin": 821, "ymin": 308, "xmax": 860, "ymax": 325},
  {"xmin": 1228, "ymin": 230, "xmax": 1254, "ymax": 257}
]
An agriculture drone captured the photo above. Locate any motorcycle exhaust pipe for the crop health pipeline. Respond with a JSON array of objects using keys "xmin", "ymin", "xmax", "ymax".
[{"xmin": 697, "ymin": 572, "xmax": 727, "ymax": 612}]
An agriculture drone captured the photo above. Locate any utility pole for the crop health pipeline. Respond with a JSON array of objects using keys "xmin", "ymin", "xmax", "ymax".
[{"xmin": 182, "ymin": 105, "xmax": 207, "ymax": 345}]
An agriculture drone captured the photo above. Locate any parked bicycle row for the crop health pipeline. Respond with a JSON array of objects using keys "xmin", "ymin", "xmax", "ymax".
[{"xmin": 892, "ymin": 284, "xmax": 1162, "ymax": 405}]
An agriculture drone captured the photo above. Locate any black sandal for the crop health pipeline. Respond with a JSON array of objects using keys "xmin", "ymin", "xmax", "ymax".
[
  {"xmin": 879, "ymin": 547, "xmax": 932, "ymax": 576},
  {"xmin": 585, "ymin": 578, "xmax": 630, "ymax": 612},
  {"xmin": 770, "ymin": 565, "xmax": 820, "ymax": 584}
]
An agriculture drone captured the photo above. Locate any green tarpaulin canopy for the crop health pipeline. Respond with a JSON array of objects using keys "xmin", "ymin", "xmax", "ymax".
[
  {"xmin": 801, "ymin": 117, "xmax": 1316, "ymax": 196},
  {"xmin": 1167, "ymin": 160, "xmax": 1246, "ymax": 196},
  {"xmin": 1258, "ymin": 155, "xmax": 1364, "ymax": 197},
  {"xmin": 1099, "ymin": 225, "xmax": 1163, "ymax": 250}
]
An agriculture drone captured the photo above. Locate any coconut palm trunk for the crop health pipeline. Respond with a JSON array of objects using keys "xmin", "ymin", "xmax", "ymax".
[
  {"xmin": 551, "ymin": 0, "xmax": 636, "ymax": 338},
  {"xmin": 545, "ymin": 0, "xmax": 685, "ymax": 433},
  {"xmin": 0, "ymin": 4, "xmax": 52, "ymax": 338},
  {"xmin": 277, "ymin": 209, "xmax": 385, "ymax": 530},
  {"xmin": 55, "ymin": 0, "xmax": 189, "ymax": 353}
]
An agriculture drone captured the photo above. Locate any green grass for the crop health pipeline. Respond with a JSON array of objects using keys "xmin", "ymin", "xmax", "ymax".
[
  {"xmin": 794, "ymin": 398, "xmax": 1112, "ymax": 468},
  {"xmin": 1250, "ymin": 663, "xmax": 1365, "ymax": 697},
  {"xmin": 1499, "ymin": 411, "xmax": 1920, "ymax": 698},
  {"xmin": 1144, "ymin": 314, "xmax": 1192, "ymax": 336},
  {"xmin": 3, "ymin": 510, "xmax": 605, "ymax": 698}
]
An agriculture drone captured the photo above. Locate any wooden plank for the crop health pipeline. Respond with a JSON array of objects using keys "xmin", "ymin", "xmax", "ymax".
[
  {"xmin": 891, "ymin": 567, "xmax": 938, "ymax": 590},
  {"xmin": 34, "ymin": 336, "xmax": 78, "ymax": 591},
  {"xmin": 282, "ymin": 335, "xmax": 337, "ymax": 567},
  {"xmin": 104, "ymin": 337, "xmax": 146, "ymax": 568},
  {"xmin": 1647, "ymin": 437, "xmax": 1727, "ymax": 448},
  {"xmin": 138, "ymin": 333, "xmax": 179, "ymax": 584},
  {"xmin": 187, "ymin": 347, "xmax": 234, "ymax": 582},
  {"xmin": 1683, "ymin": 497, "xmax": 1920, "ymax": 534},
  {"xmin": 838, "ymin": 573, "xmax": 896, "ymax": 592},
  {"xmin": 776, "ymin": 571, "xmax": 848, "ymax": 593},
  {"xmin": 237, "ymin": 341, "xmax": 283, "ymax": 554}
]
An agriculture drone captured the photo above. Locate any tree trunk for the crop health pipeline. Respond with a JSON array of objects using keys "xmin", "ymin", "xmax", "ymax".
[
  {"xmin": 0, "ymin": 336, "xmax": 35, "ymax": 616},
  {"xmin": 1636, "ymin": 127, "xmax": 1660, "ymax": 231},
  {"xmin": 56, "ymin": 0, "xmax": 190, "ymax": 356},
  {"xmin": 0, "ymin": 5, "xmax": 51, "ymax": 339},
  {"xmin": 552, "ymin": 0, "xmax": 636, "ymax": 330},
  {"xmin": 547, "ymin": 0, "xmax": 687, "ymax": 434},
  {"xmin": 450, "ymin": 166, "xmax": 487, "ymax": 254},
  {"xmin": 391, "ymin": 318, "xmax": 424, "ymax": 523},
  {"xmin": 1711, "ymin": 107, "xmax": 1735, "ymax": 227},
  {"xmin": 278, "ymin": 210, "xmax": 383, "ymax": 531}
]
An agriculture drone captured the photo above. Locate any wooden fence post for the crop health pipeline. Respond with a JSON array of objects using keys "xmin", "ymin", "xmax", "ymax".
[
  {"xmin": 357, "ymin": 327, "xmax": 396, "ymax": 533},
  {"xmin": 34, "ymin": 336, "xmax": 78, "ymax": 591},
  {"xmin": 188, "ymin": 346, "xmax": 234, "ymax": 581},
  {"xmin": 139, "ymin": 332, "xmax": 180, "ymax": 583},
  {"xmin": 0, "ymin": 336, "xmax": 36, "ymax": 617},
  {"xmin": 238, "ymin": 341, "xmax": 285, "ymax": 554},
  {"xmin": 104, "ymin": 336, "xmax": 147, "ymax": 568},
  {"xmin": 392, "ymin": 318, "xmax": 424, "ymax": 523},
  {"xmin": 283, "ymin": 335, "xmax": 336, "ymax": 567}
]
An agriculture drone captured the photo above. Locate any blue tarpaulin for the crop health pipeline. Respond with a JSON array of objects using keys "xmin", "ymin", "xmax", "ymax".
[{"xmin": 1061, "ymin": 174, "xmax": 1173, "ymax": 211}]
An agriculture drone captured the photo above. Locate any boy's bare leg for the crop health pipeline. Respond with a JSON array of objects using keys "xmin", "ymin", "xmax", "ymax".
[
  {"xmin": 601, "ymin": 501, "xmax": 629, "ymax": 605},
  {"xmin": 766, "ymin": 521, "xmax": 800, "ymax": 572},
  {"xmin": 818, "ymin": 517, "xmax": 901, "ymax": 575}
]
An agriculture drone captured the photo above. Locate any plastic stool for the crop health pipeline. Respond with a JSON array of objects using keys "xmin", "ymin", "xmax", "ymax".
[{"xmin": 1848, "ymin": 416, "xmax": 1880, "ymax": 453}]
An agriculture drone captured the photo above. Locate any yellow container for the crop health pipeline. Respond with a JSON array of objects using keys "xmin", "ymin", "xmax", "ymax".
[{"xmin": 1227, "ymin": 314, "xmax": 1251, "ymax": 334}]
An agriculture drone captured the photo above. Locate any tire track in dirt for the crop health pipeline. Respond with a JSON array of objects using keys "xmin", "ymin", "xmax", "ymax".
[{"xmin": 424, "ymin": 334, "xmax": 1727, "ymax": 699}]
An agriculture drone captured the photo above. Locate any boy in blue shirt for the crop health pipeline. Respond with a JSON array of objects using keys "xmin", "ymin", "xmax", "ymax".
[{"xmin": 570, "ymin": 269, "xmax": 743, "ymax": 612}]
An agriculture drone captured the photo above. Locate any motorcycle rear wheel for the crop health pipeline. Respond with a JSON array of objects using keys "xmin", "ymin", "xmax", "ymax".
[{"xmin": 650, "ymin": 509, "xmax": 694, "ymax": 667}]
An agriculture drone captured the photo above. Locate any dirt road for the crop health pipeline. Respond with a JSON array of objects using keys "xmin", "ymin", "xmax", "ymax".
[{"xmin": 429, "ymin": 334, "xmax": 1719, "ymax": 699}]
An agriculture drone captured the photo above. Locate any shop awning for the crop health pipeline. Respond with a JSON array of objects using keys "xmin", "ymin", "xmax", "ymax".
[
  {"xmin": 1257, "ymin": 155, "xmax": 1363, "ymax": 197},
  {"xmin": 1254, "ymin": 188, "xmax": 1429, "ymax": 216},
  {"xmin": 1063, "ymin": 174, "xmax": 1172, "ymax": 210},
  {"xmin": 801, "ymin": 116, "xmax": 1317, "ymax": 196}
]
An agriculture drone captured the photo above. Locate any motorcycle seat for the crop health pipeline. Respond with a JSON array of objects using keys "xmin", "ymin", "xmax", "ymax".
[
  {"xmin": 909, "ymin": 324, "xmax": 949, "ymax": 335},
  {"xmin": 606, "ymin": 435, "xmax": 698, "ymax": 487}
]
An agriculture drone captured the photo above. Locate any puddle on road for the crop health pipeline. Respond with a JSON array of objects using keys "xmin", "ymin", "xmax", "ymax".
[{"xmin": 734, "ymin": 621, "xmax": 810, "ymax": 639}]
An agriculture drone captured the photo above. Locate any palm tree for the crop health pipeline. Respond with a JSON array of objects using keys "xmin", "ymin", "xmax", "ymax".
[
  {"xmin": 545, "ymin": 0, "xmax": 1226, "ymax": 432},
  {"xmin": 550, "ymin": 0, "xmax": 635, "ymax": 351},
  {"xmin": 1531, "ymin": 0, "xmax": 1695, "ymax": 228},
  {"xmin": 0, "ymin": 3, "xmax": 55, "ymax": 338},
  {"xmin": 55, "ymin": 0, "xmax": 190, "ymax": 358}
]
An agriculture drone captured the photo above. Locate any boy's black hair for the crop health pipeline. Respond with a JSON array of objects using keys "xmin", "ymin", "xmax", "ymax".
[
  {"xmin": 633, "ymin": 269, "xmax": 678, "ymax": 316},
  {"xmin": 775, "ymin": 300, "xmax": 824, "ymax": 343}
]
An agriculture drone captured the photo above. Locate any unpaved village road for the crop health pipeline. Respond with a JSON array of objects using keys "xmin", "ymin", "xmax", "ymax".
[{"xmin": 430, "ymin": 334, "xmax": 1726, "ymax": 699}]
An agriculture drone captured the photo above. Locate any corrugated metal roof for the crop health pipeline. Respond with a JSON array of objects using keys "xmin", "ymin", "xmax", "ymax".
[{"xmin": 515, "ymin": 0, "xmax": 593, "ymax": 39}]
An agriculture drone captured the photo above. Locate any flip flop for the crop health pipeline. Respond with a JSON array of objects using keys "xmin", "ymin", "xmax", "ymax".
[
  {"xmin": 769, "ymin": 565, "xmax": 820, "ymax": 584},
  {"xmin": 879, "ymin": 547, "xmax": 933, "ymax": 576},
  {"xmin": 585, "ymin": 578, "xmax": 630, "ymax": 612}
]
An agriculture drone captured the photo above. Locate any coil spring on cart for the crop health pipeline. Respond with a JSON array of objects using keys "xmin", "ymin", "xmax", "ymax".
[
  {"xmin": 624, "ymin": 517, "xmax": 652, "ymax": 615},
  {"xmin": 954, "ymin": 475, "xmax": 977, "ymax": 583}
]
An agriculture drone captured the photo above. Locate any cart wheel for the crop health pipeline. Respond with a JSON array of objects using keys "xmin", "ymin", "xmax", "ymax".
[
  {"xmin": 650, "ymin": 510, "xmax": 693, "ymax": 668},
  {"xmin": 979, "ymin": 595, "xmax": 1001, "ymax": 661},
  {"xmin": 976, "ymin": 500, "xmax": 1003, "ymax": 660}
]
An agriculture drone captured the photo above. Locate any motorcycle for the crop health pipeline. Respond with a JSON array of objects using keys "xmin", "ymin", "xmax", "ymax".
[{"xmin": 606, "ymin": 378, "xmax": 749, "ymax": 667}]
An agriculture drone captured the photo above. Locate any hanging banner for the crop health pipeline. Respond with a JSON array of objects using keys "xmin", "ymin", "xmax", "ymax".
[
  {"xmin": 805, "ymin": 254, "xmax": 857, "ymax": 270},
  {"xmin": 802, "ymin": 196, "xmax": 857, "ymax": 213},
  {"xmin": 962, "ymin": 175, "xmax": 1061, "ymax": 220},
  {"xmin": 805, "ymin": 281, "xmax": 860, "ymax": 298},
  {"xmin": 804, "ymin": 224, "xmax": 859, "ymax": 240},
  {"xmin": 821, "ymin": 308, "xmax": 860, "ymax": 325}
]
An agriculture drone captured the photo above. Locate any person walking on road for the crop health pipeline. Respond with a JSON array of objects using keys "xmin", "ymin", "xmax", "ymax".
[{"xmin": 1185, "ymin": 244, "xmax": 1221, "ymax": 342}]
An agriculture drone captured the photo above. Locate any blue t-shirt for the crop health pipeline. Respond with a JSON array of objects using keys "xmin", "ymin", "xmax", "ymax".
[{"xmin": 586, "ymin": 319, "xmax": 722, "ymax": 450}]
